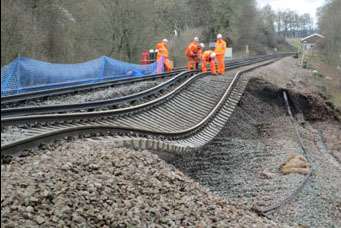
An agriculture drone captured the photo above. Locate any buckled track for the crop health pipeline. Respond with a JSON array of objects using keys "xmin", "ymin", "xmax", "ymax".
[{"xmin": 1, "ymin": 54, "xmax": 293, "ymax": 158}]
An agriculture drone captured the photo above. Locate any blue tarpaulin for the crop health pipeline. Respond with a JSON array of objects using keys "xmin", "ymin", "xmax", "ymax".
[{"xmin": 1, "ymin": 56, "xmax": 162, "ymax": 96}]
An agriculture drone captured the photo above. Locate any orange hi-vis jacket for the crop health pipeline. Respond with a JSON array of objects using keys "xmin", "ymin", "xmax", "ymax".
[
  {"xmin": 202, "ymin": 50, "xmax": 216, "ymax": 74},
  {"xmin": 202, "ymin": 50, "xmax": 215, "ymax": 61},
  {"xmin": 156, "ymin": 42, "xmax": 169, "ymax": 60},
  {"xmin": 185, "ymin": 42, "xmax": 200, "ymax": 58},
  {"xmin": 215, "ymin": 39, "xmax": 227, "ymax": 74},
  {"xmin": 186, "ymin": 41, "xmax": 201, "ymax": 70},
  {"xmin": 214, "ymin": 39, "xmax": 227, "ymax": 55}
]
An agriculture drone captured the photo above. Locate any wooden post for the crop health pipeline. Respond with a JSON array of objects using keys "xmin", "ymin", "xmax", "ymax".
[{"xmin": 300, "ymin": 42, "xmax": 305, "ymax": 66}]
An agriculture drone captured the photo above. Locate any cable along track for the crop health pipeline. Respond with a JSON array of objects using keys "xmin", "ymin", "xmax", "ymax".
[{"xmin": 1, "ymin": 56, "xmax": 288, "ymax": 158}]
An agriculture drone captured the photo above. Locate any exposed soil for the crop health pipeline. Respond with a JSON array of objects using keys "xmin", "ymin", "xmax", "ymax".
[{"xmin": 249, "ymin": 56, "xmax": 341, "ymax": 119}]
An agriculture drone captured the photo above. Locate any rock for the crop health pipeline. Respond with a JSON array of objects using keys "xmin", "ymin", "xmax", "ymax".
[
  {"xmin": 89, "ymin": 164, "xmax": 99, "ymax": 171},
  {"xmin": 26, "ymin": 206, "xmax": 34, "ymax": 213},
  {"xmin": 72, "ymin": 213, "xmax": 85, "ymax": 223},
  {"xmin": 97, "ymin": 214, "xmax": 103, "ymax": 220},
  {"xmin": 61, "ymin": 162, "xmax": 72, "ymax": 171},
  {"xmin": 94, "ymin": 182, "xmax": 102, "ymax": 189},
  {"xmin": 35, "ymin": 215, "xmax": 45, "ymax": 225},
  {"xmin": 23, "ymin": 212, "xmax": 32, "ymax": 219},
  {"xmin": 61, "ymin": 206, "xmax": 72, "ymax": 214},
  {"xmin": 29, "ymin": 197, "xmax": 39, "ymax": 203},
  {"xmin": 41, "ymin": 190, "xmax": 50, "ymax": 197},
  {"xmin": 260, "ymin": 169, "xmax": 275, "ymax": 179}
]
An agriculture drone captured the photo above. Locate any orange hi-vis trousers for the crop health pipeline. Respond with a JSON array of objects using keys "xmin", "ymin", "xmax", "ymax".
[
  {"xmin": 202, "ymin": 59, "xmax": 216, "ymax": 74},
  {"xmin": 216, "ymin": 54, "xmax": 225, "ymax": 74},
  {"xmin": 187, "ymin": 57, "xmax": 199, "ymax": 70},
  {"xmin": 187, "ymin": 57, "xmax": 195, "ymax": 70}
]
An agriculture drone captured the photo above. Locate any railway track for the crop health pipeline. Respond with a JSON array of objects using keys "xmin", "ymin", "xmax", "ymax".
[
  {"xmin": 1, "ymin": 71, "xmax": 194, "ymax": 117},
  {"xmin": 1, "ymin": 55, "xmax": 276, "ymax": 117},
  {"xmin": 1, "ymin": 70, "xmax": 183, "ymax": 108},
  {"xmin": 1, "ymin": 55, "xmax": 272, "ymax": 109},
  {"xmin": 1, "ymin": 53, "xmax": 293, "ymax": 159}
]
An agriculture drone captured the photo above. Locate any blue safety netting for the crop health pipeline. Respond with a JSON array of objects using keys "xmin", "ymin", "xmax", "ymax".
[{"xmin": 1, "ymin": 56, "xmax": 163, "ymax": 96}]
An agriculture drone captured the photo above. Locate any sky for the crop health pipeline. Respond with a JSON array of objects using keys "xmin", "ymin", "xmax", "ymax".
[{"xmin": 256, "ymin": 0, "xmax": 326, "ymax": 24}]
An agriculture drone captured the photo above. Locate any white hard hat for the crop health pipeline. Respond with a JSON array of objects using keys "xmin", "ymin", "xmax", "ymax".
[
  {"xmin": 194, "ymin": 37, "xmax": 199, "ymax": 42},
  {"xmin": 200, "ymin": 43, "xmax": 205, "ymax": 48},
  {"xmin": 210, "ymin": 52, "xmax": 216, "ymax": 58},
  {"xmin": 217, "ymin": 34, "xmax": 223, "ymax": 39},
  {"xmin": 149, "ymin": 49, "xmax": 154, "ymax": 53},
  {"xmin": 162, "ymin": 38, "xmax": 168, "ymax": 43}
]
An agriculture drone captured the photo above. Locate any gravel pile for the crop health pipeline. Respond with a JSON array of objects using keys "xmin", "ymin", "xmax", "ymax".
[{"xmin": 1, "ymin": 139, "xmax": 282, "ymax": 227}]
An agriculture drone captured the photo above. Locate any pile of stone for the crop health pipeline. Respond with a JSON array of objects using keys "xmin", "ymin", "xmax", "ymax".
[{"xmin": 1, "ymin": 139, "xmax": 282, "ymax": 227}]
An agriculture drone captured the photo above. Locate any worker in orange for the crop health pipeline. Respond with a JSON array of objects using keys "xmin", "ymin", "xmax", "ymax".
[
  {"xmin": 156, "ymin": 38, "xmax": 173, "ymax": 73},
  {"xmin": 214, "ymin": 34, "xmax": 227, "ymax": 75},
  {"xmin": 185, "ymin": 37, "xmax": 200, "ymax": 70},
  {"xmin": 201, "ymin": 50, "xmax": 216, "ymax": 75}
]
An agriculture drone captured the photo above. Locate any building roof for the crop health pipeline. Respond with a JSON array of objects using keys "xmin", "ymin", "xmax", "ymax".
[{"xmin": 301, "ymin": 33, "xmax": 325, "ymax": 43}]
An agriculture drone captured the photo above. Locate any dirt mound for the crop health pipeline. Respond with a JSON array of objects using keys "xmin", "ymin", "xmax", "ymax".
[{"xmin": 242, "ymin": 78, "xmax": 285, "ymax": 107}]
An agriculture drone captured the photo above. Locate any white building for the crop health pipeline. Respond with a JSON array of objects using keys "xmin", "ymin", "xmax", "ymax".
[{"xmin": 301, "ymin": 33, "xmax": 325, "ymax": 50}]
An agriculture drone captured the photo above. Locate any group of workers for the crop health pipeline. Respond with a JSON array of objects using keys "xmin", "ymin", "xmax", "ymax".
[{"xmin": 154, "ymin": 34, "xmax": 227, "ymax": 75}]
